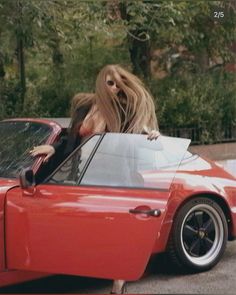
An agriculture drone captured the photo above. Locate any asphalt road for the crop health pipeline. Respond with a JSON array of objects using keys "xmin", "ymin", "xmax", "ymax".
[{"xmin": 0, "ymin": 240, "xmax": 235, "ymax": 294}]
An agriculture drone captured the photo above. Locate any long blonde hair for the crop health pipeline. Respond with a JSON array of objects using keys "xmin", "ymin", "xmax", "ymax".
[{"xmin": 95, "ymin": 64, "xmax": 158, "ymax": 133}]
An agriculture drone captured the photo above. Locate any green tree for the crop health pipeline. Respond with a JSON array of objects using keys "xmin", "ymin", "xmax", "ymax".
[{"xmin": 110, "ymin": 0, "xmax": 235, "ymax": 78}]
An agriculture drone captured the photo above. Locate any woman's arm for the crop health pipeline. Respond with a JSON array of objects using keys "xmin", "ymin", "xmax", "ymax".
[{"xmin": 30, "ymin": 103, "xmax": 92, "ymax": 162}]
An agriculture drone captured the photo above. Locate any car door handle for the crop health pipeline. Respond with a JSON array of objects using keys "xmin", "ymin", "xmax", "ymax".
[{"xmin": 129, "ymin": 208, "xmax": 161, "ymax": 217}]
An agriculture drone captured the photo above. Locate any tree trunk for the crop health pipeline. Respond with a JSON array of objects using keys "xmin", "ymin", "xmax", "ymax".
[
  {"xmin": 128, "ymin": 32, "xmax": 151, "ymax": 78},
  {"xmin": 16, "ymin": 36, "xmax": 26, "ymax": 110},
  {"xmin": 0, "ymin": 52, "xmax": 5, "ymax": 79},
  {"xmin": 119, "ymin": 2, "xmax": 151, "ymax": 79},
  {"xmin": 16, "ymin": 0, "xmax": 26, "ymax": 112},
  {"xmin": 51, "ymin": 36, "xmax": 64, "ymax": 85}
]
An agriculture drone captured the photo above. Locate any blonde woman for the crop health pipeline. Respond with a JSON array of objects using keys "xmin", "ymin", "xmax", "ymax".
[
  {"xmin": 98, "ymin": 68, "xmax": 159, "ymax": 294},
  {"xmin": 31, "ymin": 64, "xmax": 160, "ymax": 161},
  {"xmin": 30, "ymin": 65, "xmax": 160, "ymax": 294}
]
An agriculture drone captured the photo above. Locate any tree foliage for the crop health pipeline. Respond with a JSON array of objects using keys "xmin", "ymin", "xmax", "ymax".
[{"xmin": 0, "ymin": 0, "xmax": 235, "ymax": 143}]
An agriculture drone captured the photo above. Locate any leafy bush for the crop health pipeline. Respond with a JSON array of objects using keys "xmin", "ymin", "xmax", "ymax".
[{"xmin": 151, "ymin": 70, "xmax": 236, "ymax": 143}]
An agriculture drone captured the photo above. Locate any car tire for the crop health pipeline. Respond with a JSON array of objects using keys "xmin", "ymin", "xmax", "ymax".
[{"xmin": 168, "ymin": 197, "xmax": 228, "ymax": 272}]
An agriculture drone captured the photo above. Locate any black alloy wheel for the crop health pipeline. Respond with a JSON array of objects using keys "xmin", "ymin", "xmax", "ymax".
[{"xmin": 168, "ymin": 197, "xmax": 228, "ymax": 272}]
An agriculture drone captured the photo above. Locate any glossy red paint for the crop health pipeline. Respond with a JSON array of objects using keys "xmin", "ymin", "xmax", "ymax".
[
  {"xmin": 152, "ymin": 155, "xmax": 236, "ymax": 253},
  {"xmin": 6, "ymin": 185, "xmax": 168, "ymax": 281},
  {"xmin": 0, "ymin": 178, "xmax": 19, "ymax": 271},
  {"xmin": 0, "ymin": 179, "xmax": 51, "ymax": 287}
]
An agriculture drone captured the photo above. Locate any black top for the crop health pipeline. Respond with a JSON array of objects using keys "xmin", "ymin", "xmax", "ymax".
[
  {"xmin": 35, "ymin": 103, "xmax": 92, "ymax": 183},
  {"xmin": 52, "ymin": 103, "xmax": 93, "ymax": 157}
]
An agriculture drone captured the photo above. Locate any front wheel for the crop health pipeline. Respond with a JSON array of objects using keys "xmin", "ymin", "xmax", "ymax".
[{"xmin": 168, "ymin": 197, "xmax": 228, "ymax": 272}]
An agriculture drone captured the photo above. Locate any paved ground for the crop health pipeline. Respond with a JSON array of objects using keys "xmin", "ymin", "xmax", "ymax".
[{"xmin": 0, "ymin": 240, "xmax": 235, "ymax": 294}]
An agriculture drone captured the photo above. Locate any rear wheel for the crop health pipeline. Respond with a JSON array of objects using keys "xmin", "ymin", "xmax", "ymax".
[{"xmin": 168, "ymin": 197, "xmax": 228, "ymax": 272}]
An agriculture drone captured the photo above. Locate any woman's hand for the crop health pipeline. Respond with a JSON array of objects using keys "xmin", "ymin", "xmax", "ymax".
[
  {"xmin": 147, "ymin": 130, "xmax": 160, "ymax": 140},
  {"xmin": 30, "ymin": 145, "xmax": 55, "ymax": 162}
]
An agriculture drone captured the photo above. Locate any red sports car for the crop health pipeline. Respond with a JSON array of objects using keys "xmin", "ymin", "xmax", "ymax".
[{"xmin": 0, "ymin": 118, "xmax": 236, "ymax": 287}]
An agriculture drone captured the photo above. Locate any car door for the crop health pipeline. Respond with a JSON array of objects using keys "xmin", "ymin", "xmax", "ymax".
[{"xmin": 5, "ymin": 134, "xmax": 190, "ymax": 281}]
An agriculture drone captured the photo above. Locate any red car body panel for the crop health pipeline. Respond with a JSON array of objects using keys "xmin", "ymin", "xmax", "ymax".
[
  {"xmin": 6, "ymin": 185, "xmax": 168, "ymax": 281},
  {"xmin": 152, "ymin": 156, "xmax": 236, "ymax": 253},
  {"xmin": 0, "ymin": 180, "xmax": 51, "ymax": 287},
  {"xmin": 0, "ymin": 118, "xmax": 236, "ymax": 287},
  {"xmin": 0, "ymin": 179, "xmax": 19, "ymax": 272}
]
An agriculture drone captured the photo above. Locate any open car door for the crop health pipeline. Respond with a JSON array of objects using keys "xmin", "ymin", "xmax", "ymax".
[{"xmin": 6, "ymin": 134, "xmax": 190, "ymax": 281}]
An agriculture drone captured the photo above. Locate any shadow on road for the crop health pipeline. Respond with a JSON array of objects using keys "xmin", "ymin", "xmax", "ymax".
[{"xmin": 0, "ymin": 275, "xmax": 111, "ymax": 294}]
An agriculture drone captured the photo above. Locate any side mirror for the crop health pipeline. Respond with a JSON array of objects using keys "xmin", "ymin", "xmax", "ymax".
[{"xmin": 19, "ymin": 168, "xmax": 35, "ymax": 189}]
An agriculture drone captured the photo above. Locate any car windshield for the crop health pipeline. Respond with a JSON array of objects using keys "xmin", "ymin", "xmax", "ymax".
[{"xmin": 0, "ymin": 121, "xmax": 52, "ymax": 178}]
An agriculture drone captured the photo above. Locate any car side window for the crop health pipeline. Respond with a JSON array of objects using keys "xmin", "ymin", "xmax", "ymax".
[
  {"xmin": 81, "ymin": 134, "xmax": 138, "ymax": 187},
  {"xmin": 80, "ymin": 134, "xmax": 160, "ymax": 188},
  {"xmin": 47, "ymin": 135, "xmax": 100, "ymax": 185},
  {"xmin": 80, "ymin": 133, "xmax": 190, "ymax": 189}
]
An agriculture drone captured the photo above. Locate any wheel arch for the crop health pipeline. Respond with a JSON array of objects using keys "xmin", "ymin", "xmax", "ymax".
[{"xmin": 172, "ymin": 192, "xmax": 233, "ymax": 241}]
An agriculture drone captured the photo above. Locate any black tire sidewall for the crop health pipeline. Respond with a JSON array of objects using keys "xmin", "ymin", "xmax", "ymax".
[{"xmin": 172, "ymin": 197, "xmax": 228, "ymax": 272}]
